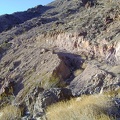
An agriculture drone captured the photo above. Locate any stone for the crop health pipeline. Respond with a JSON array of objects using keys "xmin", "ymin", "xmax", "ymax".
[
  {"xmin": 41, "ymin": 88, "xmax": 73, "ymax": 108},
  {"xmin": 69, "ymin": 63, "xmax": 120, "ymax": 96},
  {"xmin": 40, "ymin": 48, "xmax": 48, "ymax": 54},
  {"xmin": 22, "ymin": 87, "xmax": 73, "ymax": 119},
  {"xmin": 115, "ymin": 41, "xmax": 120, "ymax": 64}
]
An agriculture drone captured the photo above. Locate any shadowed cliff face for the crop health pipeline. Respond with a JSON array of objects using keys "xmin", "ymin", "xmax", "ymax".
[{"xmin": 0, "ymin": 0, "xmax": 120, "ymax": 119}]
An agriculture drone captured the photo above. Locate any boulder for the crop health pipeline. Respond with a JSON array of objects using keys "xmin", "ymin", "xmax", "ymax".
[
  {"xmin": 41, "ymin": 88, "xmax": 73, "ymax": 108},
  {"xmin": 69, "ymin": 63, "xmax": 120, "ymax": 96},
  {"xmin": 24, "ymin": 87, "xmax": 73, "ymax": 119},
  {"xmin": 115, "ymin": 41, "xmax": 120, "ymax": 64}
]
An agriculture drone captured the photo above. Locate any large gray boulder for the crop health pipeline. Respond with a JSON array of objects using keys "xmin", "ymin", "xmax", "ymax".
[{"xmin": 69, "ymin": 63, "xmax": 120, "ymax": 96}]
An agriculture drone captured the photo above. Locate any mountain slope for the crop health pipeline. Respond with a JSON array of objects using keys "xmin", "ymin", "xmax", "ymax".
[
  {"xmin": 0, "ymin": 0, "xmax": 120, "ymax": 119},
  {"xmin": 0, "ymin": 5, "xmax": 53, "ymax": 33}
]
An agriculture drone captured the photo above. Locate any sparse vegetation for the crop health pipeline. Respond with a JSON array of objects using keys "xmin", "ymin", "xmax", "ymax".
[
  {"xmin": 0, "ymin": 105, "xmax": 21, "ymax": 120},
  {"xmin": 74, "ymin": 69, "xmax": 83, "ymax": 77},
  {"xmin": 104, "ymin": 88, "xmax": 120, "ymax": 98},
  {"xmin": 40, "ymin": 74, "xmax": 66, "ymax": 89},
  {"xmin": 46, "ymin": 94, "xmax": 115, "ymax": 120},
  {"xmin": 0, "ymin": 42, "xmax": 11, "ymax": 54}
]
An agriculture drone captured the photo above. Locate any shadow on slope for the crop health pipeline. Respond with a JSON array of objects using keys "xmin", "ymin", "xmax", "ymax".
[{"xmin": 56, "ymin": 51, "xmax": 84, "ymax": 85}]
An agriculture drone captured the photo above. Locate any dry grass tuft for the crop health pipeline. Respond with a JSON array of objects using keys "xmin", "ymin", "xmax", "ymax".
[
  {"xmin": 74, "ymin": 69, "xmax": 83, "ymax": 77},
  {"xmin": 0, "ymin": 105, "xmax": 21, "ymax": 120},
  {"xmin": 46, "ymin": 94, "xmax": 114, "ymax": 120},
  {"xmin": 104, "ymin": 88, "xmax": 120, "ymax": 98},
  {"xmin": 40, "ymin": 75, "xmax": 60, "ymax": 89}
]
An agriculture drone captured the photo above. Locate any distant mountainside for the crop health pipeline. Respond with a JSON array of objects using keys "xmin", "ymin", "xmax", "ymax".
[
  {"xmin": 0, "ymin": 5, "xmax": 54, "ymax": 33},
  {"xmin": 0, "ymin": 0, "xmax": 120, "ymax": 120}
]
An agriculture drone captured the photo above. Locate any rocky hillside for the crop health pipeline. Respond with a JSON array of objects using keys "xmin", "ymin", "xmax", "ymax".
[{"xmin": 0, "ymin": 0, "xmax": 120, "ymax": 119}]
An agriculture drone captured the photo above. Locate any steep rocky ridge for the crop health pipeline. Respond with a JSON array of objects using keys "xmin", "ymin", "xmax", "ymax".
[
  {"xmin": 0, "ymin": 0, "xmax": 120, "ymax": 119},
  {"xmin": 0, "ymin": 5, "xmax": 54, "ymax": 33}
]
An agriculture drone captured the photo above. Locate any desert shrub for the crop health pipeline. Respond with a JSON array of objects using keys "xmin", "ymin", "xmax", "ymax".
[
  {"xmin": 40, "ymin": 75, "xmax": 66, "ymax": 89},
  {"xmin": 0, "ymin": 42, "xmax": 11, "ymax": 54},
  {"xmin": 74, "ymin": 69, "xmax": 83, "ymax": 77},
  {"xmin": 46, "ymin": 94, "xmax": 114, "ymax": 120},
  {"xmin": 0, "ymin": 105, "xmax": 21, "ymax": 120}
]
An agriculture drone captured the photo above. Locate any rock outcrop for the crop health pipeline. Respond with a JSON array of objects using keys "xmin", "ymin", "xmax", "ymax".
[
  {"xmin": 115, "ymin": 41, "xmax": 120, "ymax": 64},
  {"xmin": 0, "ymin": 0, "xmax": 119, "ymax": 119},
  {"xmin": 69, "ymin": 63, "xmax": 120, "ymax": 96},
  {"xmin": 16, "ymin": 87, "xmax": 73, "ymax": 119}
]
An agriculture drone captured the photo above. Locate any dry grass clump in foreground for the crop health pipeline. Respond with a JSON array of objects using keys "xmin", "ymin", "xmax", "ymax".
[
  {"xmin": 0, "ymin": 105, "xmax": 21, "ymax": 120},
  {"xmin": 46, "ymin": 94, "xmax": 114, "ymax": 120}
]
